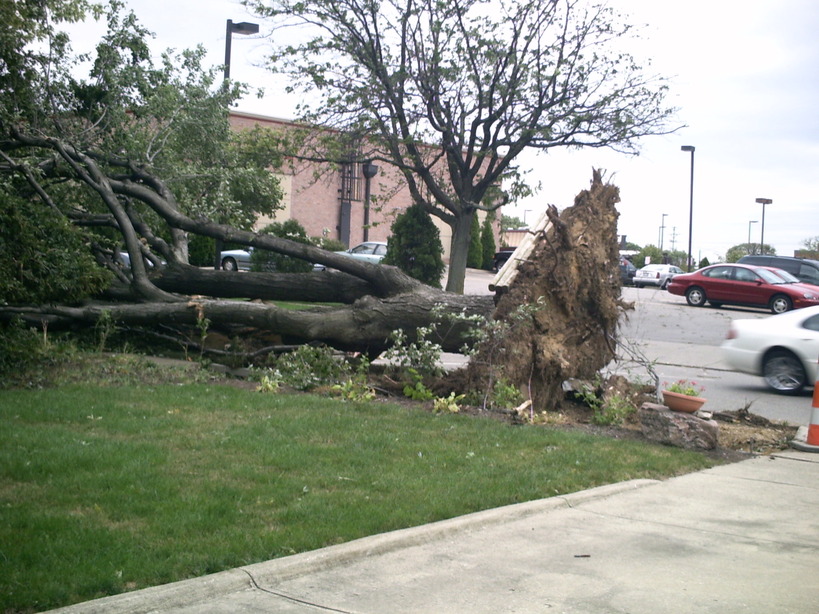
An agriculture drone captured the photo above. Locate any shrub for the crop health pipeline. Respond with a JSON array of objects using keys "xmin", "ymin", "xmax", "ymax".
[
  {"xmin": 251, "ymin": 220, "xmax": 314, "ymax": 273},
  {"xmin": 481, "ymin": 215, "xmax": 497, "ymax": 270},
  {"xmin": 382, "ymin": 203, "xmax": 445, "ymax": 287},
  {"xmin": 0, "ymin": 190, "xmax": 111, "ymax": 304}
]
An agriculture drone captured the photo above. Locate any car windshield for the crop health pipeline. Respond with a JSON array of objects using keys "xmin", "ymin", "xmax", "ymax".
[
  {"xmin": 767, "ymin": 268, "xmax": 800, "ymax": 283},
  {"xmin": 757, "ymin": 268, "xmax": 793, "ymax": 285}
]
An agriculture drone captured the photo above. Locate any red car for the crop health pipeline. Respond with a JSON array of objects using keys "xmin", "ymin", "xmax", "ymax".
[{"xmin": 667, "ymin": 263, "xmax": 819, "ymax": 314}]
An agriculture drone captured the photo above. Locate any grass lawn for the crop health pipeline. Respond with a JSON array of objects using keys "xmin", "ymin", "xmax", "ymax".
[{"xmin": 0, "ymin": 361, "xmax": 717, "ymax": 612}]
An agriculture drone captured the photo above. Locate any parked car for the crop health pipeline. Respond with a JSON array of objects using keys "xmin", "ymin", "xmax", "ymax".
[
  {"xmin": 667, "ymin": 263, "xmax": 819, "ymax": 314},
  {"xmin": 619, "ymin": 257, "xmax": 636, "ymax": 285},
  {"xmin": 634, "ymin": 264, "xmax": 683, "ymax": 289},
  {"xmin": 737, "ymin": 255, "xmax": 819, "ymax": 287},
  {"xmin": 492, "ymin": 247, "xmax": 516, "ymax": 272},
  {"xmin": 220, "ymin": 248, "xmax": 253, "ymax": 272},
  {"xmin": 314, "ymin": 241, "xmax": 388, "ymax": 270},
  {"xmin": 721, "ymin": 305, "xmax": 819, "ymax": 394}
]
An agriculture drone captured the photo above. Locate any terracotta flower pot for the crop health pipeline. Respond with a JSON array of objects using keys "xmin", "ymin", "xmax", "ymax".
[{"xmin": 662, "ymin": 390, "xmax": 706, "ymax": 413}]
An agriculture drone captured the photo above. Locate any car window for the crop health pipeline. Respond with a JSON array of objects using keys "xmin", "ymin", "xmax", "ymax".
[
  {"xmin": 733, "ymin": 267, "xmax": 759, "ymax": 283},
  {"xmin": 703, "ymin": 266, "xmax": 732, "ymax": 279},
  {"xmin": 803, "ymin": 314, "xmax": 819, "ymax": 332},
  {"xmin": 798, "ymin": 264, "xmax": 819, "ymax": 285},
  {"xmin": 374, "ymin": 244, "xmax": 387, "ymax": 256},
  {"xmin": 350, "ymin": 244, "xmax": 371, "ymax": 254}
]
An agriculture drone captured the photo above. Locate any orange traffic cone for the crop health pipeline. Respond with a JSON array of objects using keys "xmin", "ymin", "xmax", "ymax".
[{"xmin": 791, "ymin": 371, "xmax": 819, "ymax": 452}]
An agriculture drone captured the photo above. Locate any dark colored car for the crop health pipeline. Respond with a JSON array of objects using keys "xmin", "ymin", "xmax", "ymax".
[
  {"xmin": 666, "ymin": 263, "xmax": 819, "ymax": 314},
  {"xmin": 737, "ymin": 255, "xmax": 819, "ymax": 287},
  {"xmin": 491, "ymin": 247, "xmax": 516, "ymax": 272},
  {"xmin": 619, "ymin": 257, "xmax": 636, "ymax": 285}
]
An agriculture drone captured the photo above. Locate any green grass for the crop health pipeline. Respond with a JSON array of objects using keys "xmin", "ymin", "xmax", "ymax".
[{"xmin": 0, "ymin": 378, "xmax": 716, "ymax": 612}]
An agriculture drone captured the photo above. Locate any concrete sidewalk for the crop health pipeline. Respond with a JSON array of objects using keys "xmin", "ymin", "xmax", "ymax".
[{"xmin": 49, "ymin": 450, "xmax": 819, "ymax": 614}]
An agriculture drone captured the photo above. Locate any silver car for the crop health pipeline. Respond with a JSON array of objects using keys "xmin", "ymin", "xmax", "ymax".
[
  {"xmin": 219, "ymin": 248, "xmax": 253, "ymax": 272},
  {"xmin": 635, "ymin": 264, "xmax": 683, "ymax": 289},
  {"xmin": 314, "ymin": 241, "xmax": 388, "ymax": 270}
]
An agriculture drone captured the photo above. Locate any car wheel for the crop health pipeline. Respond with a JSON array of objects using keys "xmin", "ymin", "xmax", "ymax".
[
  {"xmin": 660, "ymin": 279, "xmax": 669, "ymax": 290},
  {"xmin": 221, "ymin": 257, "xmax": 238, "ymax": 272},
  {"xmin": 685, "ymin": 286, "xmax": 706, "ymax": 307},
  {"xmin": 769, "ymin": 294, "xmax": 792, "ymax": 314},
  {"xmin": 763, "ymin": 349, "xmax": 807, "ymax": 394}
]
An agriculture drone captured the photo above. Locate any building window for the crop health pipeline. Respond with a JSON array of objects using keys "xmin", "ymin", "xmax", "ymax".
[{"xmin": 339, "ymin": 162, "xmax": 363, "ymax": 202}]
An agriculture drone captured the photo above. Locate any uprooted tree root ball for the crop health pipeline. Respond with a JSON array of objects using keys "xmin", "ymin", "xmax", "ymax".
[{"xmin": 467, "ymin": 170, "xmax": 630, "ymax": 411}]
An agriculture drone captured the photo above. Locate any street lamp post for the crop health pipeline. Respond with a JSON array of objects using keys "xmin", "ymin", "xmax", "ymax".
[
  {"xmin": 224, "ymin": 20, "xmax": 259, "ymax": 81},
  {"xmin": 214, "ymin": 19, "xmax": 259, "ymax": 269},
  {"xmin": 361, "ymin": 161, "xmax": 379, "ymax": 241},
  {"xmin": 659, "ymin": 213, "xmax": 668, "ymax": 252},
  {"xmin": 748, "ymin": 220, "xmax": 758, "ymax": 254},
  {"xmin": 681, "ymin": 146, "xmax": 695, "ymax": 271},
  {"xmin": 755, "ymin": 198, "xmax": 772, "ymax": 255}
]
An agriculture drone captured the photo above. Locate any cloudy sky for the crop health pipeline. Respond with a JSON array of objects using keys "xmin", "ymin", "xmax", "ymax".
[{"xmin": 71, "ymin": 0, "xmax": 819, "ymax": 262}]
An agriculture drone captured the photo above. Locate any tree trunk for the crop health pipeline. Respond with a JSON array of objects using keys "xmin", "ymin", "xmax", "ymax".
[
  {"xmin": 150, "ymin": 264, "xmax": 382, "ymax": 304},
  {"xmin": 1, "ymin": 291, "xmax": 494, "ymax": 355},
  {"xmin": 445, "ymin": 209, "xmax": 474, "ymax": 294}
]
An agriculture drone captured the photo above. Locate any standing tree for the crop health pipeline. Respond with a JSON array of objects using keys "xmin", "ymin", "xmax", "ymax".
[
  {"xmin": 726, "ymin": 243, "xmax": 777, "ymax": 262},
  {"xmin": 245, "ymin": 0, "xmax": 677, "ymax": 292},
  {"xmin": 481, "ymin": 215, "xmax": 497, "ymax": 271},
  {"xmin": 467, "ymin": 214, "xmax": 483, "ymax": 269}
]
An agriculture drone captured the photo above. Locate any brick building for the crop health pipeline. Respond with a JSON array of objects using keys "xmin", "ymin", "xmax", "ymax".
[{"xmin": 229, "ymin": 110, "xmax": 499, "ymax": 261}]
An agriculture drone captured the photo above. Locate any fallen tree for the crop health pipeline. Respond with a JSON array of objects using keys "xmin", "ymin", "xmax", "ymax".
[{"xmin": 3, "ymin": 170, "xmax": 627, "ymax": 411}]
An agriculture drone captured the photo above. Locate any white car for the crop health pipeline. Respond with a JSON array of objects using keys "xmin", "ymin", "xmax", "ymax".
[
  {"xmin": 314, "ymin": 241, "xmax": 388, "ymax": 270},
  {"xmin": 634, "ymin": 264, "xmax": 684, "ymax": 289},
  {"xmin": 721, "ymin": 305, "xmax": 819, "ymax": 394}
]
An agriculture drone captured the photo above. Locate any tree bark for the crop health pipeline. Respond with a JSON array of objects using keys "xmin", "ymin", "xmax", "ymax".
[{"xmin": 1, "ymin": 291, "xmax": 494, "ymax": 355}]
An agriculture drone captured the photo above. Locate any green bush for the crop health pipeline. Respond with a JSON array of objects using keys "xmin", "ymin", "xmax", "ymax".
[
  {"xmin": 481, "ymin": 215, "xmax": 497, "ymax": 270},
  {"xmin": 0, "ymin": 190, "xmax": 111, "ymax": 304},
  {"xmin": 250, "ymin": 220, "xmax": 314, "ymax": 273},
  {"xmin": 382, "ymin": 203, "xmax": 445, "ymax": 287},
  {"xmin": 312, "ymin": 236, "xmax": 347, "ymax": 252},
  {"xmin": 188, "ymin": 235, "xmax": 217, "ymax": 267}
]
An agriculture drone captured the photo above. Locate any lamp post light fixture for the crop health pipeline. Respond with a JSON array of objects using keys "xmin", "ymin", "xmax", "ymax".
[
  {"xmin": 214, "ymin": 19, "xmax": 259, "ymax": 269},
  {"xmin": 659, "ymin": 213, "xmax": 668, "ymax": 251},
  {"xmin": 748, "ymin": 220, "xmax": 758, "ymax": 254},
  {"xmin": 361, "ymin": 161, "xmax": 379, "ymax": 241},
  {"xmin": 755, "ymin": 198, "xmax": 772, "ymax": 255},
  {"xmin": 224, "ymin": 20, "xmax": 259, "ymax": 81},
  {"xmin": 681, "ymin": 145, "xmax": 695, "ymax": 271}
]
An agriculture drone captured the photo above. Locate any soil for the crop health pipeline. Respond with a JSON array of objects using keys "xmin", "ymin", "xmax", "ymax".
[{"xmin": 362, "ymin": 370, "xmax": 799, "ymax": 462}]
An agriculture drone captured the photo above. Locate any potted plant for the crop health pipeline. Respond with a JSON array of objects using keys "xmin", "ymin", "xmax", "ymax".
[{"xmin": 661, "ymin": 379, "xmax": 706, "ymax": 413}]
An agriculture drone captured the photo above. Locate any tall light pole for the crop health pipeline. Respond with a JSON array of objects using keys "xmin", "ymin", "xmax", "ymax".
[
  {"xmin": 681, "ymin": 146, "xmax": 695, "ymax": 271},
  {"xmin": 755, "ymin": 198, "xmax": 772, "ymax": 255},
  {"xmin": 214, "ymin": 20, "xmax": 259, "ymax": 269},
  {"xmin": 361, "ymin": 161, "xmax": 379, "ymax": 241},
  {"xmin": 224, "ymin": 20, "xmax": 259, "ymax": 81},
  {"xmin": 659, "ymin": 213, "xmax": 668, "ymax": 251},
  {"xmin": 748, "ymin": 220, "xmax": 758, "ymax": 254}
]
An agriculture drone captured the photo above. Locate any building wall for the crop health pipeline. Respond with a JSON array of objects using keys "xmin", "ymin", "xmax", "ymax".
[{"xmin": 229, "ymin": 110, "xmax": 497, "ymax": 260}]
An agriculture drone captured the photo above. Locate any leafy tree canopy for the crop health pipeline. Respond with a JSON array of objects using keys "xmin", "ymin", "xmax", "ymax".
[
  {"xmin": 0, "ymin": 0, "xmax": 284, "ymax": 302},
  {"xmin": 244, "ymin": 0, "xmax": 678, "ymax": 292},
  {"xmin": 725, "ymin": 243, "xmax": 776, "ymax": 262}
]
